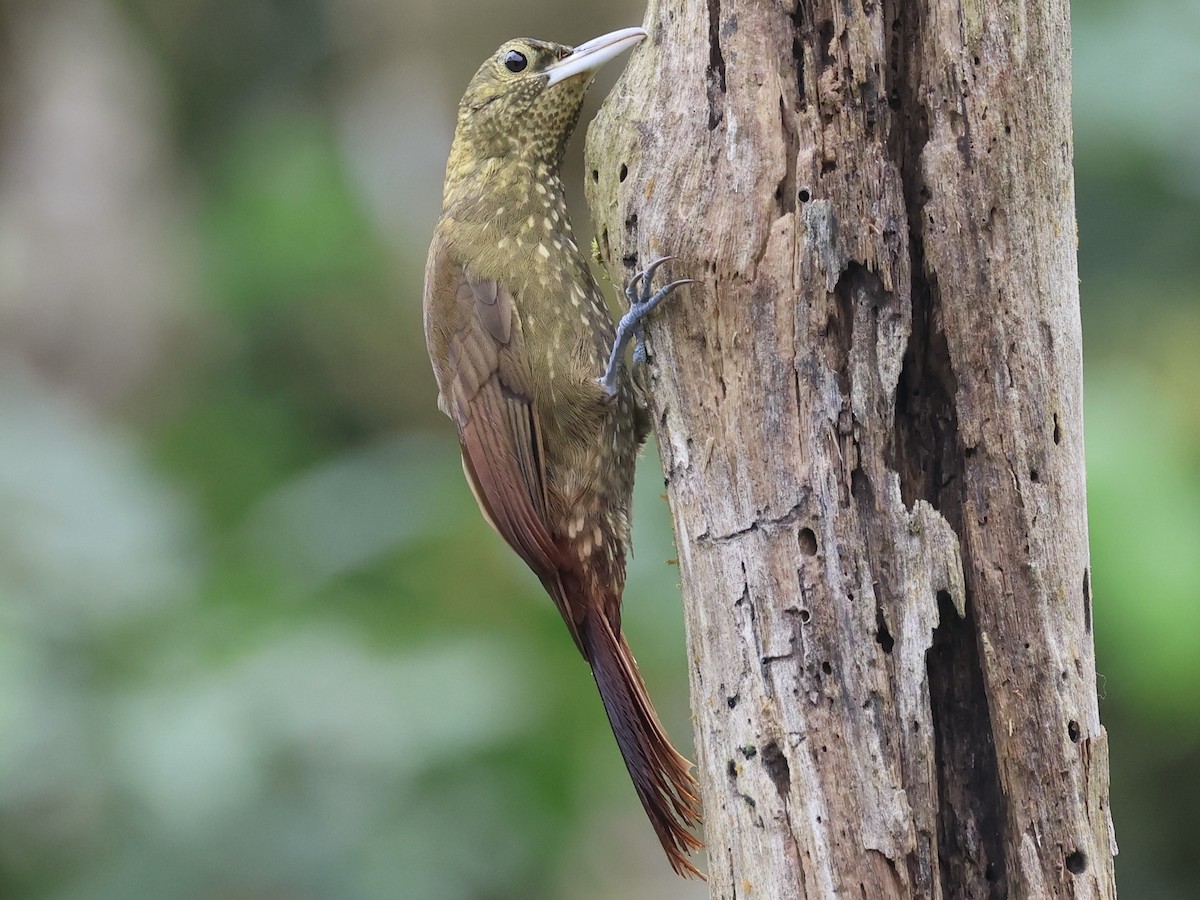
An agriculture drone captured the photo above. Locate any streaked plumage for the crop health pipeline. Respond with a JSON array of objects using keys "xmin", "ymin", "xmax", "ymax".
[{"xmin": 422, "ymin": 29, "xmax": 702, "ymax": 876}]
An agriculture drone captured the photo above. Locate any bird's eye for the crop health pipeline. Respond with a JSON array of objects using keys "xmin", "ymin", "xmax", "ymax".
[{"xmin": 504, "ymin": 50, "xmax": 528, "ymax": 73}]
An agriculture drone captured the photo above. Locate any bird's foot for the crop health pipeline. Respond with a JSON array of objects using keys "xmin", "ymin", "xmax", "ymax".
[{"xmin": 598, "ymin": 256, "xmax": 693, "ymax": 397}]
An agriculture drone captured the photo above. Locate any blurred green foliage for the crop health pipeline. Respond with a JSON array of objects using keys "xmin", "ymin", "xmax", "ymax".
[{"xmin": 0, "ymin": 0, "xmax": 1195, "ymax": 898}]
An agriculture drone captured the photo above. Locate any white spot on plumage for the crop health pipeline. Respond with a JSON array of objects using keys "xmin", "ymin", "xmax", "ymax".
[{"xmin": 538, "ymin": 244, "xmax": 550, "ymax": 259}]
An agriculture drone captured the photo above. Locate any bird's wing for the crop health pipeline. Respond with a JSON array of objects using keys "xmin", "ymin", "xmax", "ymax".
[{"xmin": 425, "ymin": 245, "xmax": 583, "ymax": 647}]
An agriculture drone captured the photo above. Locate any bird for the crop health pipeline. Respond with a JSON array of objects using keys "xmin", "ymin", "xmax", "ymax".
[{"xmin": 422, "ymin": 27, "xmax": 703, "ymax": 877}]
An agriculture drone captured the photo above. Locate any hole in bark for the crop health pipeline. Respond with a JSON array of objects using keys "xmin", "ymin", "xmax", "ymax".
[
  {"xmin": 798, "ymin": 188, "xmax": 811, "ymax": 202},
  {"xmin": 793, "ymin": 45, "xmax": 806, "ymax": 102},
  {"xmin": 727, "ymin": 759, "xmax": 738, "ymax": 779},
  {"xmin": 1029, "ymin": 469, "xmax": 1040, "ymax": 483},
  {"xmin": 799, "ymin": 527, "xmax": 817, "ymax": 555},
  {"xmin": 892, "ymin": 262, "xmax": 962, "ymax": 515},
  {"xmin": 790, "ymin": 6, "xmax": 805, "ymax": 102},
  {"xmin": 1068, "ymin": 720, "xmax": 1081, "ymax": 743},
  {"xmin": 618, "ymin": 163, "xmax": 628, "ymax": 182},
  {"xmin": 851, "ymin": 467, "xmax": 873, "ymax": 505},
  {"xmin": 875, "ymin": 608, "xmax": 895, "ymax": 653},
  {"xmin": 1053, "ymin": 413, "xmax": 1062, "ymax": 444},
  {"xmin": 1065, "ymin": 850, "xmax": 1087, "ymax": 874},
  {"xmin": 828, "ymin": 265, "xmax": 863, "ymax": 405},
  {"xmin": 799, "ymin": 608, "xmax": 811, "ymax": 623},
  {"xmin": 929, "ymin": 586, "xmax": 1009, "ymax": 893},
  {"xmin": 705, "ymin": 0, "xmax": 727, "ymax": 129},
  {"xmin": 821, "ymin": 661, "xmax": 832, "ymax": 675},
  {"xmin": 726, "ymin": 694, "xmax": 739, "ymax": 709},
  {"xmin": 762, "ymin": 741, "xmax": 792, "ymax": 796},
  {"xmin": 821, "ymin": 159, "xmax": 837, "ymax": 174},
  {"xmin": 1083, "ymin": 568, "xmax": 1093, "ymax": 633},
  {"xmin": 985, "ymin": 863, "xmax": 998, "ymax": 882},
  {"xmin": 591, "ymin": 169, "xmax": 599, "ymax": 183}
]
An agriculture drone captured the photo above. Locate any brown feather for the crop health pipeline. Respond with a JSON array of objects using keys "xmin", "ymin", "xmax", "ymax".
[
  {"xmin": 427, "ymin": 245, "xmax": 588, "ymax": 650},
  {"xmin": 583, "ymin": 611, "xmax": 704, "ymax": 878}
]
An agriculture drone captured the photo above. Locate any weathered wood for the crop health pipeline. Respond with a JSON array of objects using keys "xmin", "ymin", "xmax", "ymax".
[{"xmin": 584, "ymin": 0, "xmax": 1116, "ymax": 896}]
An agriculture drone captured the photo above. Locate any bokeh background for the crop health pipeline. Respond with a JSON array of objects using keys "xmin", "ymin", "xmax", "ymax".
[{"xmin": 0, "ymin": 0, "xmax": 1194, "ymax": 897}]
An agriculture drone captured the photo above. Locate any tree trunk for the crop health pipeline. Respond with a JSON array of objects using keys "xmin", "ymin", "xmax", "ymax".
[{"xmin": 584, "ymin": 0, "xmax": 1116, "ymax": 896}]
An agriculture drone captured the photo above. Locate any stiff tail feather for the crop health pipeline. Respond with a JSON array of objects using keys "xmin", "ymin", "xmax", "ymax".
[{"xmin": 583, "ymin": 613, "xmax": 704, "ymax": 878}]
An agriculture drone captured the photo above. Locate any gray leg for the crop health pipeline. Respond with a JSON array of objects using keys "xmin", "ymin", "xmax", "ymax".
[{"xmin": 599, "ymin": 256, "xmax": 693, "ymax": 397}]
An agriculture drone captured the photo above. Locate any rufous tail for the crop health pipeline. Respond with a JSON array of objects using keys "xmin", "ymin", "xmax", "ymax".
[{"xmin": 582, "ymin": 613, "xmax": 704, "ymax": 878}]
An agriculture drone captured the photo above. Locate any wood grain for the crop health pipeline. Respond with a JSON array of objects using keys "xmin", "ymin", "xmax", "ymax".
[{"xmin": 585, "ymin": 0, "xmax": 1116, "ymax": 895}]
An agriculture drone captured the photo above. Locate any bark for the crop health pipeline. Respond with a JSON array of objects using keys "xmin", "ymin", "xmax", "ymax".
[{"xmin": 584, "ymin": 0, "xmax": 1116, "ymax": 897}]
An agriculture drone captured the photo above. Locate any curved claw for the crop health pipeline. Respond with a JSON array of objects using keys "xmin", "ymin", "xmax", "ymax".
[
  {"xmin": 657, "ymin": 277, "xmax": 697, "ymax": 295},
  {"xmin": 625, "ymin": 255, "xmax": 677, "ymax": 304},
  {"xmin": 603, "ymin": 258, "xmax": 692, "ymax": 397}
]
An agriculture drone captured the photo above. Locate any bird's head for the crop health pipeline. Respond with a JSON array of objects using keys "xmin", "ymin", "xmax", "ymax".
[{"xmin": 449, "ymin": 28, "xmax": 646, "ymax": 171}]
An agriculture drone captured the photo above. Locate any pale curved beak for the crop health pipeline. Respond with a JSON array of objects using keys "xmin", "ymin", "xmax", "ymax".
[{"xmin": 544, "ymin": 27, "xmax": 647, "ymax": 87}]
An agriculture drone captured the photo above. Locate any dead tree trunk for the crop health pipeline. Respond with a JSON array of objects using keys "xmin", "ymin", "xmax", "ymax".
[{"xmin": 585, "ymin": 0, "xmax": 1116, "ymax": 896}]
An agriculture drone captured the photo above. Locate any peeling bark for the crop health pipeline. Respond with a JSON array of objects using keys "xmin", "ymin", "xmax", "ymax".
[{"xmin": 585, "ymin": 0, "xmax": 1116, "ymax": 896}]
